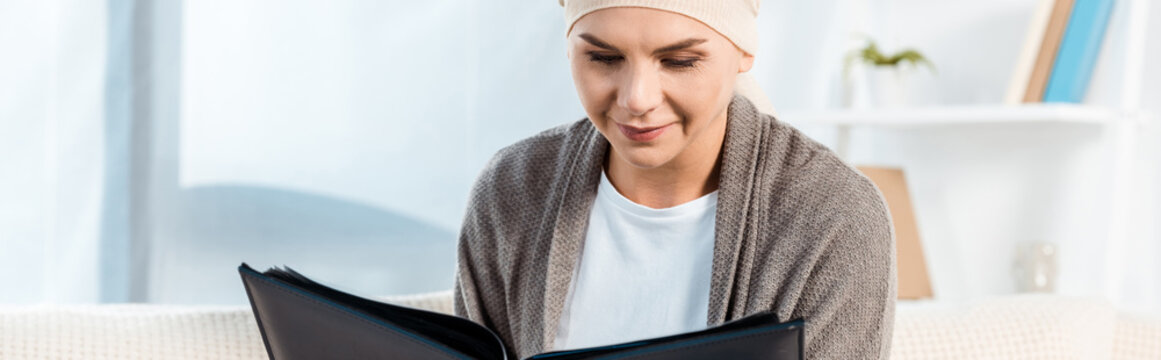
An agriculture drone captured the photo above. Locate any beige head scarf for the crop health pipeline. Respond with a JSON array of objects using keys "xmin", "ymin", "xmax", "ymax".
[{"xmin": 559, "ymin": 0, "xmax": 777, "ymax": 116}]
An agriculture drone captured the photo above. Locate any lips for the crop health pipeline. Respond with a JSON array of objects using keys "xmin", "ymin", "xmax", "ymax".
[{"xmin": 617, "ymin": 123, "xmax": 671, "ymax": 142}]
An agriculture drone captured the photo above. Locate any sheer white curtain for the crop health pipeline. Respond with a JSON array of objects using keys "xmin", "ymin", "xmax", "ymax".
[
  {"xmin": 0, "ymin": 0, "xmax": 117, "ymax": 303},
  {"xmin": 2, "ymin": 0, "xmax": 1159, "ymax": 311}
]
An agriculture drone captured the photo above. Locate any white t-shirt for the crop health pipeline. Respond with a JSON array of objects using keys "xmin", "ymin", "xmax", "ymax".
[{"xmin": 552, "ymin": 170, "xmax": 717, "ymax": 351}]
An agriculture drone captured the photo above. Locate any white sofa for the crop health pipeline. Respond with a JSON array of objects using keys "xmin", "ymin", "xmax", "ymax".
[{"xmin": 2, "ymin": 293, "xmax": 1158, "ymax": 359}]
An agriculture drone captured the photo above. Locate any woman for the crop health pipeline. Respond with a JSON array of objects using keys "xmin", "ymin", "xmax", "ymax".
[{"xmin": 454, "ymin": 1, "xmax": 896, "ymax": 359}]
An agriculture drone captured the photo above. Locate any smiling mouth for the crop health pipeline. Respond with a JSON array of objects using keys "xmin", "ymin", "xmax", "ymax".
[{"xmin": 617, "ymin": 123, "xmax": 671, "ymax": 142}]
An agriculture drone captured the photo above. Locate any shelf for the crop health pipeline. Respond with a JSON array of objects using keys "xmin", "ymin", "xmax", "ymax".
[{"xmin": 779, "ymin": 104, "xmax": 1128, "ymax": 127}]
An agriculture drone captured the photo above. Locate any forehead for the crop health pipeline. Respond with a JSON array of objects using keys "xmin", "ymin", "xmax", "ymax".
[{"xmin": 568, "ymin": 7, "xmax": 721, "ymax": 46}]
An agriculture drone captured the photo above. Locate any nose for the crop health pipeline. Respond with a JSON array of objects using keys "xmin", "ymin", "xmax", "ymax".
[{"xmin": 616, "ymin": 63, "xmax": 663, "ymax": 118}]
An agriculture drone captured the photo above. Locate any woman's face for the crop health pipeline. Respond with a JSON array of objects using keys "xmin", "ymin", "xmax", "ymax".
[{"xmin": 567, "ymin": 7, "xmax": 754, "ymax": 170}]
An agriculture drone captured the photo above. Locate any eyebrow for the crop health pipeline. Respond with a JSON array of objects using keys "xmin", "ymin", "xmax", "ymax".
[{"xmin": 578, "ymin": 33, "xmax": 708, "ymax": 55}]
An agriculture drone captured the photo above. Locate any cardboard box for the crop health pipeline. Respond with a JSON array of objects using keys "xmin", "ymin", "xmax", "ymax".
[{"xmin": 857, "ymin": 166, "xmax": 934, "ymax": 300}]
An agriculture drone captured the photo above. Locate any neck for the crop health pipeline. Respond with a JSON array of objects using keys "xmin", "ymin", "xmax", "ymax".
[{"xmin": 605, "ymin": 111, "xmax": 727, "ymax": 209}]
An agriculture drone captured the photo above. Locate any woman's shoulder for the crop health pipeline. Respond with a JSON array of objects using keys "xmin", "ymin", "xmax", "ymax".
[
  {"xmin": 466, "ymin": 118, "xmax": 596, "ymax": 208},
  {"xmin": 754, "ymin": 114, "xmax": 894, "ymax": 274},
  {"xmin": 478, "ymin": 118, "xmax": 594, "ymax": 182},
  {"xmin": 495, "ymin": 118, "xmax": 593, "ymax": 163},
  {"xmin": 759, "ymin": 113, "xmax": 891, "ymax": 230}
]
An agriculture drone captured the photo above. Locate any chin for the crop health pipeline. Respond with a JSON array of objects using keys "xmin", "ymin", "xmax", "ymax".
[{"xmin": 613, "ymin": 145, "xmax": 676, "ymax": 170}]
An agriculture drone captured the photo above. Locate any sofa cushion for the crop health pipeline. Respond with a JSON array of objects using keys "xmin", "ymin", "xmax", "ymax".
[
  {"xmin": 891, "ymin": 295, "xmax": 1117, "ymax": 360},
  {"xmin": 0, "ymin": 290, "xmax": 452, "ymax": 360},
  {"xmin": 0, "ymin": 304, "xmax": 263, "ymax": 359},
  {"xmin": 1113, "ymin": 311, "xmax": 1161, "ymax": 360}
]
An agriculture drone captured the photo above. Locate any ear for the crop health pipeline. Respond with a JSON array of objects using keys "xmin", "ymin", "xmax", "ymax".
[{"xmin": 738, "ymin": 51, "xmax": 755, "ymax": 73}]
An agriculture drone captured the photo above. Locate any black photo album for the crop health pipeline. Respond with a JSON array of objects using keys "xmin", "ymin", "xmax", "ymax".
[{"xmin": 239, "ymin": 263, "xmax": 803, "ymax": 359}]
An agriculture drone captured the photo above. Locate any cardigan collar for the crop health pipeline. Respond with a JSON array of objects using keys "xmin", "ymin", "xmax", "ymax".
[{"xmin": 539, "ymin": 93, "xmax": 772, "ymax": 350}]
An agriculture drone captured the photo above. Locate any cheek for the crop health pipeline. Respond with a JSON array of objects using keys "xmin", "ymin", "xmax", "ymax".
[
  {"xmin": 663, "ymin": 70, "xmax": 728, "ymax": 122},
  {"xmin": 570, "ymin": 63, "xmax": 616, "ymax": 108}
]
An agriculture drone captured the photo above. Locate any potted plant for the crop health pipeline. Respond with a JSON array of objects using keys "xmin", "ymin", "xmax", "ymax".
[{"xmin": 843, "ymin": 35, "xmax": 936, "ymax": 108}]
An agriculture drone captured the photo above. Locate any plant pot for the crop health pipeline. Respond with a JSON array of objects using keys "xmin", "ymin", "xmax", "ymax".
[
  {"xmin": 843, "ymin": 65, "xmax": 913, "ymax": 109},
  {"xmin": 866, "ymin": 67, "xmax": 911, "ymax": 108}
]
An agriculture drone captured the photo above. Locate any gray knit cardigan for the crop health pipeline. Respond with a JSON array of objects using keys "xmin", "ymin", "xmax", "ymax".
[{"xmin": 454, "ymin": 94, "xmax": 897, "ymax": 359}]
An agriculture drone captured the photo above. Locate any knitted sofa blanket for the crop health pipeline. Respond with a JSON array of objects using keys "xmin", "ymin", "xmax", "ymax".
[{"xmin": 1, "ymin": 293, "xmax": 1158, "ymax": 359}]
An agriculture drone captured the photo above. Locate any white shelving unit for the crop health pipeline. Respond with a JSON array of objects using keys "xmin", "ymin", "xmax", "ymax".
[
  {"xmin": 783, "ymin": 104, "xmax": 1127, "ymax": 127},
  {"xmin": 780, "ymin": 104, "xmax": 1145, "ymax": 161},
  {"xmin": 777, "ymin": 0, "xmax": 1149, "ymax": 155},
  {"xmin": 777, "ymin": 0, "xmax": 1149, "ymax": 194},
  {"xmin": 775, "ymin": 0, "xmax": 1151, "ymax": 301}
]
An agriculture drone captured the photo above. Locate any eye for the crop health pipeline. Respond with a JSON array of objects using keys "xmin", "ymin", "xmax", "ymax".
[
  {"xmin": 587, "ymin": 52, "xmax": 623, "ymax": 65},
  {"xmin": 663, "ymin": 58, "xmax": 699, "ymax": 69}
]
